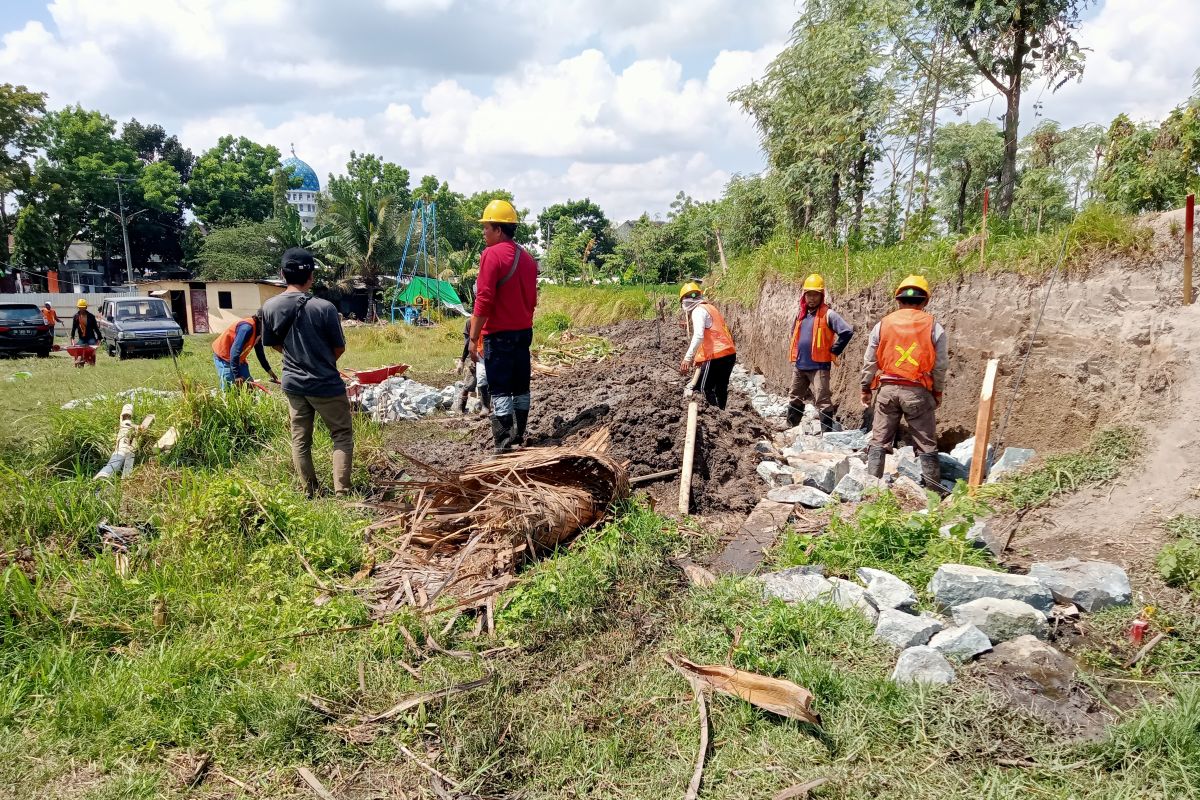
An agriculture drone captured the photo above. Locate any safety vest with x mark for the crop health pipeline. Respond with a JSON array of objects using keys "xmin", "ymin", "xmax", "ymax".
[
  {"xmin": 874, "ymin": 307, "xmax": 937, "ymax": 391},
  {"xmin": 894, "ymin": 341, "xmax": 920, "ymax": 368}
]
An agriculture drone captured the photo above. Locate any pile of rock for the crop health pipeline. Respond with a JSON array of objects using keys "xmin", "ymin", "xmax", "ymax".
[
  {"xmin": 61, "ymin": 387, "xmax": 181, "ymax": 410},
  {"xmin": 359, "ymin": 376, "xmax": 468, "ymax": 422},
  {"xmin": 759, "ymin": 558, "xmax": 1131, "ymax": 686},
  {"xmin": 729, "ymin": 366, "xmax": 791, "ymax": 420}
]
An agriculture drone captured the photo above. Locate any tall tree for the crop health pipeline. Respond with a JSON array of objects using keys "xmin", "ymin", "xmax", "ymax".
[
  {"xmin": 462, "ymin": 189, "xmax": 534, "ymax": 246},
  {"xmin": 189, "ymin": 135, "xmax": 281, "ymax": 228},
  {"xmin": 195, "ymin": 219, "xmax": 288, "ymax": 281},
  {"xmin": 326, "ymin": 151, "xmax": 412, "ymax": 211},
  {"xmin": 932, "ymin": 121, "xmax": 1005, "ymax": 233},
  {"xmin": 120, "ymin": 118, "xmax": 194, "ymax": 268},
  {"xmin": 0, "ymin": 84, "xmax": 46, "ymax": 266},
  {"xmin": 317, "ymin": 177, "xmax": 405, "ymax": 306},
  {"xmin": 536, "ymin": 198, "xmax": 615, "ymax": 259},
  {"xmin": 926, "ymin": 0, "xmax": 1091, "ymax": 215}
]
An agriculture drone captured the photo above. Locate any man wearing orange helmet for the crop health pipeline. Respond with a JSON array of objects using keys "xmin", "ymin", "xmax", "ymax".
[
  {"xmin": 787, "ymin": 273, "xmax": 853, "ymax": 429},
  {"xmin": 468, "ymin": 198, "xmax": 538, "ymax": 453},
  {"xmin": 861, "ymin": 274, "xmax": 949, "ymax": 494}
]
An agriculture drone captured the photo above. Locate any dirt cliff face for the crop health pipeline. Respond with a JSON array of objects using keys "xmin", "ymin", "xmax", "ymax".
[{"xmin": 719, "ymin": 235, "xmax": 1187, "ymax": 454}]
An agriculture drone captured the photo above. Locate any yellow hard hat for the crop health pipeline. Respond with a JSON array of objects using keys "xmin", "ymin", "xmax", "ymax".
[
  {"xmin": 895, "ymin": 274, "xmax": 931, "ymax": 299},
  {"xmin": 76, "ymin": 298, "xmax": 88, "ymax": 308},
  {"xmin": 479, "ymin": 199, "xmax": 519, "ymax": 224},
  {"xmin": 679, "ymin": 281, "xmax": 704, "ymax": 301},
  {"xmin": 802, "ymin": 273, "xmax": 825, "ymax": 293}
]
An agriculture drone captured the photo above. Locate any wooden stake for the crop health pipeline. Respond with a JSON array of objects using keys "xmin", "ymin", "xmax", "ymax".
[
  {"xmin": 968, "ymin": 358, "xmax": 1000, "ymax": 488},
  {"xmin": 631, "ymin": 467, "xmax": 682, "ymax": 486},
  {"xmin": 714, "ymin": 227, "xmax": 729, "ymax": 273},
  {"xmin": 843, "ymin": 242, "xmax": 850, "ymax": 291},
  {"xmin": 980, "ymin": 187, "xmax": 989, "ymax": 272},
  {"xmin": 679, "ymin": 400, "xmax": 699, "ymax": 515},
  {"xmin": 1185, "ymin": 193, "xmax": 1194, "ymax": 306}
]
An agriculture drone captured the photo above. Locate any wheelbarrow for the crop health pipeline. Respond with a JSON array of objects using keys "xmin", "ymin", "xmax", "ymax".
[
  {"xmin": 65, "ymin": 344, "xmax": 98, "ymax": 367},
  {"xmin": 341, "ymin": 364, "xmax": 410, "ymax": 402}
]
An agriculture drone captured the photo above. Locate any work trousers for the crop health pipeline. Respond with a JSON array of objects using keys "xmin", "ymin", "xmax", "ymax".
[
  {"xmin": 868, "ymin": 383, "xmax": 938, "ymax": 455},
  {"xmin": 698, "ymin": 353, "xmax": 736, "ymax": 410},
  {"xmin": 484, "ymin": 328, "xmax": 532, "ymax": 416},
  {"xmin": 213, "ymin": 354, "xmax": 251, "ymax": 390},
  {"xmin": 788, "ymin": 367, "xmax": 833, "ymax": 416},
  {"xmin": 285, "ymin": 391, "xmax": 354, "ymax": 496}
]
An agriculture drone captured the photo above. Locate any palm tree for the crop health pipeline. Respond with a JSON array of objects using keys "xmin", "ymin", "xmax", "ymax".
[{"xmin": 316, "ymin": 180, "xmax": 405, "ymax": 315}]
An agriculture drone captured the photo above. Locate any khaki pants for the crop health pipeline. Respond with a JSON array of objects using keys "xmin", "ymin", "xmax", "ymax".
[
  {"xmin": 286, "ymin": 392, "xmax": 354, "ymax": 496},
  {"xmin": 789, "ymin": 368, "xmax": 833, "ymax": 414},
  {"xmin": 869, "ymin": 383, "xmax": 937, "ymax": 454}
]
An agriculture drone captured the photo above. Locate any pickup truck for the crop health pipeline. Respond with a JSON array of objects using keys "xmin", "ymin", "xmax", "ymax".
[{"xmin": 97, "ymin": 296, "xmax": 185, "ymax": 359}]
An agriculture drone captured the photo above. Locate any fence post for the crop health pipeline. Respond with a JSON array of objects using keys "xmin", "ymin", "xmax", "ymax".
[{"xmin": 1185, "ymin": 193, "xmax": 1195, "ymax": 306}]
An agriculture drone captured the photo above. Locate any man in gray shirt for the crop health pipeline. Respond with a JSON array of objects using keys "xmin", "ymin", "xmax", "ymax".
[{"xmin": 261, "ymin": 248, "xmax": 353, "ymax": 497}]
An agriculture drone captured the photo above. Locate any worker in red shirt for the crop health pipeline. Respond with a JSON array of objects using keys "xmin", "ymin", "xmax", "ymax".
[{"xmin": 468, "ymin": 199, "xmax": 538, "ymax": 453}]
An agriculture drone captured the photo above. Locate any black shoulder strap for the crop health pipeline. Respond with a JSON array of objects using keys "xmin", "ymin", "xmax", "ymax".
[
  {"xmin": 496, "ymin": 243, "xmax": 522, "ymax": 288},
  {"xmin": 272, "ymin": 294, "xmax": 311, "ymax": 343}
]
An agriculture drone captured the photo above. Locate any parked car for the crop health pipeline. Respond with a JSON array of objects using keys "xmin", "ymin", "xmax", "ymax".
[
  {"xmin": 97, "ymin": 297, "xmax": 185, "ymax": 359},
  {"xmin": 0, "ymin": 303, "xmax": 54, "ymax": 357}
]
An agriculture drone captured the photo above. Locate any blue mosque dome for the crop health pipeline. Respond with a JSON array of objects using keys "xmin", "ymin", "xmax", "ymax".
[{"xmin": 282, "ymin": 149, "xmax": 320, "ymax": 192}]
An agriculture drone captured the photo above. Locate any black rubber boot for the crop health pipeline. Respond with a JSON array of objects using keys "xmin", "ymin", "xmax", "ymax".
[
  {"xmin": 514, "ymin": 409, "xmax": 529, "ymax": 447},
  {"xmin": 866, "ymin": 446, "xmax": 886, "ymax": 479},
  {"xmin": 457, "ymin": 390, "xmax": 469, "ymax": 414},
  {"xmin": 786, "ymin": 403, "xmax": 803, "ymax": 427},
  {"xmin": 920, "ymin": 453, "xmax": 949, "ymax": 497},
  {"xmin": 819, "ymin": 409, "xmax": 835, "ymax": 433},
  {"xmin": 490, "ymin": 414, "xmax": 517, "ymax": 453},
  {"xmin": 479, "ymin": 386, "xmax": 491, "ymax": 413}
]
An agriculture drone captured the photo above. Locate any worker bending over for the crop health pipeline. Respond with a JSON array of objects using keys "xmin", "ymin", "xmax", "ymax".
[
  {"xmin": 787, "ymin": 273, "xmax": 853, "ymax": 430},
  {"xmin": 678, "ymin": 282, "xmax": 737, "ymax": 409},
  {"xmin": 468, "ymin": 199, "xmax": 538, "ymax": 453},
  {"xmin": 861, "ymin": 275, "xmax": 948, "ymax": 493},
  {"xmin": 211, "ymin": 311, "xmax": 279, "ymax": 389}
]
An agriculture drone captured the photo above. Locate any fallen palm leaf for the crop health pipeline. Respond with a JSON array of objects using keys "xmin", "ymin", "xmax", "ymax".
[
  {"xmin": 533, "ymin": 331, "xmax": 614, "ymax": 369},
  {"xmin": 665, "ymin": 655, "xmax": 821, "ymax": 726}
]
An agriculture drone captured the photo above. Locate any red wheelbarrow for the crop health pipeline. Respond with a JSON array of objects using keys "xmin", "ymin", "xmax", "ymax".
[
  {"xmin": 341, "ymin": 364, "xmax": 410, "ymax": 401},
  {"xmin": 65, "ymin": 344, "xmax": 98, "ymax": 367}
]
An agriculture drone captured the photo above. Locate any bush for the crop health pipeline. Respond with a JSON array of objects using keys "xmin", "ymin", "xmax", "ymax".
[
  {"xmin": 535, "ymin": 311, "xmax": 572, "ymax": 334},
  {"xmin": 161, "ymin": 383, "xmax": 287, "ymax": 470},
  {"xmin": 1158, "ymin": 515, "xmax": 1200, "ymax": 593}
]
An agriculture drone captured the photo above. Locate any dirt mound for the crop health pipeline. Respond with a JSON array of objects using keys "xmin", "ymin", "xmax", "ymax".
[{"xmin": 407, "ymin": 320, "xmax": 770, "ymax": 517}]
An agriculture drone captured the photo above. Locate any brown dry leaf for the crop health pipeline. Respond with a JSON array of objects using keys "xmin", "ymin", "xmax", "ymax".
[
  {"xmin": 666, "ymin": 655, "xmax": 821, "ymax": 726},
  {"xmin": 672, "ymin": 558, "xmax": 717, "ymax": 588}
]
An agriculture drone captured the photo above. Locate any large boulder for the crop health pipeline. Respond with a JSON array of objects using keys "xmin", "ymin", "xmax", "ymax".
[
  {"xmin": 874, "ymin": 608, "xmax": 943, "ymax": 649},
  {"xmin": 929, "ymin": 564, "xmax": 1054, "ymax": 613},
  {"xmin": 828, "ymin": 576, "xmax": 879, "ymax": 623},
  {"xmin": 927, "ymin": 624, "xmax": 992, "ymax": 661},
  {"xmin": 891, "ymin": 646, "xmax": 956, "ymax": 685},
  {"xmin": 1028, "ymin": 558, "xmax": 1132, "ymax": 612},
  {"xmin": 786, "ymin": 460, "xmax": 838, "ymax": 493},
  {"xmin": 951, "ymin": 598, "xmax": 1048, "ymax": 642},
  {"xmin": 832, "ymin": 473, "xmax": 885, "ymax": 503},
  {"xmin": 986, "ymin": 448, "xmax": 1037, "ymax": 482},
  {"xmin": 983, "ymin": 635, "xmax": 1074, "ymax": 690},
  {"xmin": 756, "ymin": 461, "xmax": 796, "ymax": 488},
  {"xmin": 766, "ymin": 484, "xmax": 834, "ymax": 508},
  {"xmin": 857, "ymin": 567, "xmax": 918, "ymax": 611},
  {"xmin": 937, "ymin": 453, "xmax": 970, "ymax": 483},
  {"xmin": 822, "ymin": 429, "xmax": 868, "ymax": 452},
  {"xmin": 761, "ymin": 568, "xmax": 833, "ymax": 603}
]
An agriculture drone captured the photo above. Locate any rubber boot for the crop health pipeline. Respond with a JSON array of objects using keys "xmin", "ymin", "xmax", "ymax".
[
  {"xmin": 479, "ymin": 386, "xmax": 491, "ymax": 413},
  {"xmin": 457, "ymin": 390, "xmax": 469, "ymax": 414},
  {"xmin": 514, "ymin": 409, "xmax": 529, "ymax": 447},
  {"xmin": 819, "ymin": 409, "xmax": 835, "ymax": 434},
  {"xmin": 786, "ymin": 403, "xmax": 803, "ymax": 428},
  {"xmin": 866, "ymin": 446, "xmax": 886, "ymax": 479},
  {"xmin": 490, "ymin": 414, "xmax": 517, "ymax": 453},
  {"xmin": 920, "ymin": 453, "xmax": 949, "ymax": 497}
]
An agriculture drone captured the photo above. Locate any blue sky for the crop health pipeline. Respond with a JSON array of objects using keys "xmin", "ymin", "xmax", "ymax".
[{"xmin": 1, "ymin": 1, "xmax": 1195, "ymax": 220}]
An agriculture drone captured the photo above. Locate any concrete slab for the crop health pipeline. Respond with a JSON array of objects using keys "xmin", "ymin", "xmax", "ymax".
[{"xmin": 712, "ymin": 499, "xmax": 794, "ymax": 574}]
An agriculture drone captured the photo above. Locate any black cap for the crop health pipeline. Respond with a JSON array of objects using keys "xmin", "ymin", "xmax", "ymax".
[{"xmin": 281, "ymin": 247, "xmax": 315, "ymax": 272}]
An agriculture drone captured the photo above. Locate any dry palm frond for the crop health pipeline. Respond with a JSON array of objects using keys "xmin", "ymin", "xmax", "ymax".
[
  {"xmin": 366, "ymin": 428, "xmax": 628, "ymax": 617},
  {"xmin": 533, "ymin": 331, "xmax": 614, "ymax": 368}
]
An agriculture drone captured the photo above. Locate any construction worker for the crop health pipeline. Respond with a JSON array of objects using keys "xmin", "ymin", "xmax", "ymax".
[
  {"xmin": 261, "ymin": 248, "xmax": 354, "ymax": 498},
  {"xmin": 861, "ymin": 274, "xmax": 949, "ymax": 493},
  {"xmin": 468, "ymin": 198, "xmax": 538, "ymax": 453},
  {"xmin": 679, "ymin": 282, "xmax": 737, "ymax": 409},
  {"xmin": 70, "ymin": 299, "xmax": 98, "ymax": 346},
  {"xmin": 787, "ymin": 273, "xmax": 853, "ymax": 430},
  {"xmin": 211, "ymin": 312, "xmax": 279, "ymax": 390},
  {"xmin": 41, "ymin": 302, "xmax": 58, "ymax": 335}
]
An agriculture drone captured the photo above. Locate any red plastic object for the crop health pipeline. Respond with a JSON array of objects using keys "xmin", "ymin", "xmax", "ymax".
[
  {"xmin": 1129, "ymin": 619, "xmax": 1150, "ymax": 645},
  {"xmin": 343, "ymin": 363, "xmax": 409, "ymax": 385}
]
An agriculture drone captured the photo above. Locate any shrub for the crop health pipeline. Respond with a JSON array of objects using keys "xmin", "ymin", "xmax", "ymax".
[{"xmin": 1158, "ymin": 515, "xmax": 1200, "ymax": 593}]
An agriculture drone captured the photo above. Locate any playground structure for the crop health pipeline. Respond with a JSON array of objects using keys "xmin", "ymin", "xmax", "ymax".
[{"xmin": 389, "ymin": 199, "xmax": 469, "ymax": 325}]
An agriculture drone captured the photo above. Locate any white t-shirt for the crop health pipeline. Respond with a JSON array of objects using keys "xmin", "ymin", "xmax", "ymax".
[{"xmin": 684, "ymin": 304, "xmax": 712, "ymax": 362}]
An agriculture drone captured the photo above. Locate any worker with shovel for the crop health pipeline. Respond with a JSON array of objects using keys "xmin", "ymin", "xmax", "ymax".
[
  {"xmin": 678, "ymin": 282, "xmax": 737, "ymax": 409},
  {"xmin": 860, "ymin": 274, "xmax": 948, "ymax": 494},
  {"xmin": 468, "ymin": 199, "xmax": 538, "ymax": 453},
  {"xmin": 787, "ymin": 273, "xmax": 853, "ymax": 430}
]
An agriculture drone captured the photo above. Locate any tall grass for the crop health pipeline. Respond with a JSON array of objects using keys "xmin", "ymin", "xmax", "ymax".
[{"xmin": 536, "ymin": 284, "xmax": 676, "ymax": 327}]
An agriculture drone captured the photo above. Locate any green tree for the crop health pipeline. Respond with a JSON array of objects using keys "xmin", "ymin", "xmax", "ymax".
[
  {"xmin": 1096, "ymin": 102, "xmax": 1200, "ymax": 213},
  {"xmin": 189, "ymin": 135, "xmax": 281, "ymax": 228},
  {"xmin": 317, "ymin": 177, "xmax": 406, "ymax": 308},
  {"xmin": 462, "ymin": 189, "xmax": 534, "ymax": 247},
  {"xmin": 925, "ymin": 0, "xmax": 1091, "ymax": 215},
  {"xmin": 932, "ymin": 120, "xmax": 1004, "ymax": 233},
  {"xmin": 413, "ymin": 176, "xmax": 470, "ymax": 252},
  {"xmin": 718, "ymin": 174, "xmax": 780, "ymax": 254},
  {"xmin": 537, "ymin": 198, "xmax": 614, "ymax": 260},
  {"xmin": 195, "ymin": 219, "xmax": 287, "ymax": 281},
  {"xmin": 0, "ymin": 83, "xmax": 46, "ymax": 265}
]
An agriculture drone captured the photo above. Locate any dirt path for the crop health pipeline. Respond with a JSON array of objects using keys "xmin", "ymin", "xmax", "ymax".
[{"xmin": 1005, "ymin": 300, "xmax": 1200, "ymax": 582}]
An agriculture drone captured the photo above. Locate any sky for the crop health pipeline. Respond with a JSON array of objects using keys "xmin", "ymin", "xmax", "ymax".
[{"xmin": 1, "ymin": 0, "xmax": 1197, "ymax": 222}]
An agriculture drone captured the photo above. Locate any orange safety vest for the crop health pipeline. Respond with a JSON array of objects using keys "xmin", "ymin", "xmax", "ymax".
[
  {"xmin": 872, "ymin": 307, "xmax": 936, "ymax": 391},
  {"xmin": 42, "ymin": 308, "xmax": 58, "ymax": 326},
  {"xmin": 695, "ymin": 302, "xmax": 736, "ymax": 363},
  {"xmin": 212, "ymin": 317, "xmax": 258, "ymax": 364},
  {"xmin": 789, "ymin": 304, "xmax": 834, "ymax": 364}
]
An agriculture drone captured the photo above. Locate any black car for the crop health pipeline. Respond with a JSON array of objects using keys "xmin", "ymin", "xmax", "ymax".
[
  {"xmin": 97, "ymin": 297, "xmax": 185, "ymax": 359},
  {"xmin": 0, "ymin": 303, "xmax": 54, "ymax": 357}
]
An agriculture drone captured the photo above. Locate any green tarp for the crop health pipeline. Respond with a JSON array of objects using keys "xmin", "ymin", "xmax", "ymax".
[{"xmin": 395, "ymin": 276, "xmax": 466, "ymax": 313}]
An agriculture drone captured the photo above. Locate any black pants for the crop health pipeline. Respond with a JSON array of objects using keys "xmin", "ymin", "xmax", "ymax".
[
  {"xmin": 698, "ymin": 353, "xmax": 736, "ymax": 410},
  {"xmin": 483, "ymin": 328, "xmax": 533, "ymax": 415}
]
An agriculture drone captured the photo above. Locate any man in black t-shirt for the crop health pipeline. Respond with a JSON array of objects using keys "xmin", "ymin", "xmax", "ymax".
[{"xmin": 261, "ymin": 248, "xmax": 353, "ymax": 497}]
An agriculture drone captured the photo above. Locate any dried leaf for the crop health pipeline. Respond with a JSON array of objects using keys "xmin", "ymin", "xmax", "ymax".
[{"xmin": 666, "ymin": 655, "xmax": 821, "ymax": 726}]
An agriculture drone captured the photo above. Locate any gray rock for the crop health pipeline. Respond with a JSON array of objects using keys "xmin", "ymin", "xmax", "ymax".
[
  {"xmin": 951, "ymin": 598, "xmax": 1049, "ymax": 642},
  {"xmin": 929, "ymin": 564, "xmax": 1055, "ymax": 613},
  {"xmin": 927, "ymin": 624, "xmax": 992, "ymax": 661},
  {"xmin": 761, "ymin": 569, "xmax": 833, "ymax": 603},
  {"xmin": 949, "ymin": 437, "xmax": 994, "ymax": 473},
  {"xmin": 831, "ymin": 473, "xmax": 885, "ymax": 503},
  {"xmin": 823, "ymin": 429, "xmax": 868, "ymax": 451},
  {"xmin": 766, "ymin": 484, "xmax": 833, "ymax": 508},
  {"xmin": 986, "ymin": 448, "xmax": 1037, "ymax": 482},
  {"xmin": 857, "ymin": 567, "xmax": 918, "ymax": 611},
  {"xmin": 756, "ymin": 461, "xmax": 795, "ymax": 488},
  {"xmin": 828, "ymin": 577, "xmax": 879, "ymax": 623},
  {"xmin": 874, "ymin": 608, "xmax": 944, "ymax": 649},
  {"xmin": 897, "ymin": 456, "xmax": 923, "ymax": 483},
  {"xmin": 801, "ymin": 418, "xmax": 823, "ymax": 436},
  {"xmin": 938, "ymin": 519, "xmax": 1004, "ymax": 557},
  {"xmin": 983, "ymin": 636, "xmax": 1075, "ymax": 694},
  {"xmin": 1028, "ymin": 558, "xmax": 1132, "ymax": 612},
  {"xmin": 891, "ymin": 645, "xmax": 956, "ymax": 685},
  {"xmin": 785, "ymin": 460, "xmax": 837, "ymax": 493},
  {"xmin": 937, "ymin": 453, "xmax": 970, "ymax": 483},
  {"xmin": 754, "ymin": 440, "xmax": 776, "ymax": 455}
]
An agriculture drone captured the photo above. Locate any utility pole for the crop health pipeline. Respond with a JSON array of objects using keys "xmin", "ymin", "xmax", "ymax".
[{"xmin": 98, "ymin": 175, "xmax": 142, "ymax": 286}]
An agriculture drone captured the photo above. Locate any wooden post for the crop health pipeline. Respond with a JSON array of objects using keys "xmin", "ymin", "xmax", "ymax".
[
  {"xmin": 980, "ymin": 188, "xmax": 989, "ymax": 273},
  {"xmin": 843, "ymin": 243, "xmax": 850, "ymax": 291},
  {"xmin": 968, "ymin": 358, "xmax": 1000, "ymax": 488},
  {"xmin": 679, "ymin": 400, "xmax": 699, "ymax": 515},
  {"xmin": 1185, "ymin": 193, "xmax": 1195, "ymax": 306},
  {"xmin": 714, "ymin": 227, "xmax": 729, "ymax": 274}
]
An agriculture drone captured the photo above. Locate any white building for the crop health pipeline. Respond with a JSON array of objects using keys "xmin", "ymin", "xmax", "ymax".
[{"xmin": 281, "ymin": 147, "xmax": 320, "ymax": 229}]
